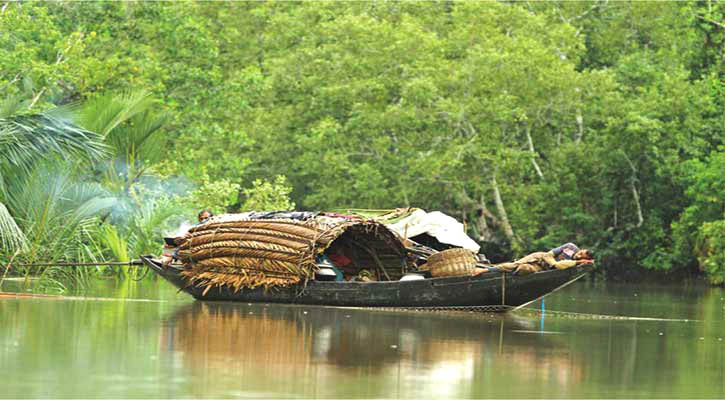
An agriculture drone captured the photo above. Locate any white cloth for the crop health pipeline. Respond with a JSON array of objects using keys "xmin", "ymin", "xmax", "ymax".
[{"xmin": 386, "ymin": 209, "xmax": 481, "ymax": 253}]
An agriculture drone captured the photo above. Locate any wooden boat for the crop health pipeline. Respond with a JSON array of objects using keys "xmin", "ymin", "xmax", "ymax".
[{"xmin": 142, "ymin": 256, "xmax": 593, "ymax": 312}]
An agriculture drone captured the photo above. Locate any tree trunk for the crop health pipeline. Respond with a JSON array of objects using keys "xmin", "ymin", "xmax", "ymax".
[
  {"xmin": 575, "ymin": 108, "xmax": 584, "ymax": 142},
  {"xmin": 491, "ymin": 175, "xmax": 516, "ymax": 244},
  {"xmin": 525, "ymin": 125, "xmax": 544, "ymax": 179},
  {"xmin": 622, "ymin": 152, "xmax": 644, "ymax": 228},
  {"xmin": 630, "ymin": 178, "xmax": 644, "ymax": 228},
  {"xmin": 476, "ymin": 193, "xmax": 492, "ymax": 242}
]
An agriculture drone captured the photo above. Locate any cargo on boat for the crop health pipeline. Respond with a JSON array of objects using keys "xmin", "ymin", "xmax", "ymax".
[{"xmin": 144, "ymin": 209, "xmax": 594, "ymax": 311}]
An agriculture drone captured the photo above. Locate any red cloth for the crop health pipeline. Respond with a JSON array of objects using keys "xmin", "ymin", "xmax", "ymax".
[{"xmin": 329, "ymin": 253, "xmax": 352, "ymax": 267}]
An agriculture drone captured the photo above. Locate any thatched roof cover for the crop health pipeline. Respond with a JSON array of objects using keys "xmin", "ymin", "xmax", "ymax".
[{"xmin": 174, "ymin": 214, "xmax": 407, "ymax": 293}]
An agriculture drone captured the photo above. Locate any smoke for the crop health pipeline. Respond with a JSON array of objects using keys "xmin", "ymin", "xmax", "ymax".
[
  {"xmin": 93, "ymin": 158, "xmax": 196, "ymax": 230},
  {"xmin": 167, "ymin": 221, "xmax": 194, "ymax": 238}
]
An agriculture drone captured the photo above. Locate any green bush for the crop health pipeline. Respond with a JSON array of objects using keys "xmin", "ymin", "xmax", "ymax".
[{"xmin": 241, "ymin": 175, "xmax": 295, "ymax": 211}]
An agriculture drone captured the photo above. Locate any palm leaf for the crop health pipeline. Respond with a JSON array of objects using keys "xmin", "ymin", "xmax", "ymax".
[
  {"xmin": 0, "ymin": 202, "xmax": 26, "ymax": 251},
  {"xmin": 77, "ymin": 91, "xmax": 155, "ymax": 137},
  {"xmin": 4, "ymin": 162, "xmax": 115, "ymax": 263},
  {"xmin": 77, "ymin": 91, "xmax": 169, "ymax": 191},
  {"xmin": 0, "ymin": 113, "xmax": 108, "ymax": 173},
  {"xmin": 0, "ymin": 94, "xmax": 31, "ymax": 119},
  {"xmin": 109, "ymin": 109, "xmax": 169, "ymax": 166},
  {"xmin": 98, "ymin": 224, "xmax": 130, "ymax": 263}
]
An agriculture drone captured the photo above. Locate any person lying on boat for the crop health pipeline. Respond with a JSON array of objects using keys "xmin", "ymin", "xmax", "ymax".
[{"xmin": 495, "ymin": 248, "xmax": 593, "ymax": 276}]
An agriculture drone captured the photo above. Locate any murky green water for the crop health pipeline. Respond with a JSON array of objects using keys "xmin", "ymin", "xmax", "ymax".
[{"xmin": 1, "ymin": 278, "xmax": 723, "ymax": 398}]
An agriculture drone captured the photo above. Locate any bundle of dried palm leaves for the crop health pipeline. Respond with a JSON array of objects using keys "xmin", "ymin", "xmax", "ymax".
[{"xmin": 173, "ymin": 216, "xmax": 407, "ymax": 294}]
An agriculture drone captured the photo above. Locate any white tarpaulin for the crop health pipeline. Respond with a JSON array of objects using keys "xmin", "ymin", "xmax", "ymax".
[{"xmin": 386, "ymin": 209, "xmax": 481, "ymax": 253}]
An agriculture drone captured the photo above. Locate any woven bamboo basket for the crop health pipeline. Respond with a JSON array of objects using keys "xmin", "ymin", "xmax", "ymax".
[{"xmin": 422, "ymin": 248, "xmax": 478, "ymax": 278}]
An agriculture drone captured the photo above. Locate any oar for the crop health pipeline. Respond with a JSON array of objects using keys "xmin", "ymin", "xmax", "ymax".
[{"xmin": 11, "ymin": 260, "xmax": 144, "ymax": 267}]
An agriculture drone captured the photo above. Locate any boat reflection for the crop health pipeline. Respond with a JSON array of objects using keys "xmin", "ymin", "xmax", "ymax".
[{"xmin": 160, "ymin": 302, "xmax": 584, "ymax": 397}]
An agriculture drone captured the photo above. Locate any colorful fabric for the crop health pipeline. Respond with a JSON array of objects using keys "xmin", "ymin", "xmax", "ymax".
[{"xmin": 551, "ymin": 242, "xmax": 580, "ymax": 261}]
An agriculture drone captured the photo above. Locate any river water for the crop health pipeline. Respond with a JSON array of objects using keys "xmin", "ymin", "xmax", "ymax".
[{"xmin": 1, "ymin": 278, "xmax": 723, "ymax": 398}]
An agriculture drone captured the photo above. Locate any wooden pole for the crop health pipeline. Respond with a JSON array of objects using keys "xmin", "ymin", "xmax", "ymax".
[{"xmin": 10, "ymin": 261, "xmax": 144, "ymax": 267}]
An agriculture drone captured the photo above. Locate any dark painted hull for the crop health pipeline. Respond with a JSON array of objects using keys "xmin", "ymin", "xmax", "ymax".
[{"xmin": 143, "ymin": 256, "xmax": 593, "ymax": 311}]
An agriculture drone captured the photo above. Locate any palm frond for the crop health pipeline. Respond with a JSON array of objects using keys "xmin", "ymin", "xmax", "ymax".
[
  {"xmin": 117, "ymin": 195, "xmax": 178, "ymax": 257},
  {"xmin": 98, "ymin": 224, "xmax": 130, "ymax": 263},
  {"xmin": 108, "ymin": 108, "xmax": 169, "ymax": 166},
  {"xmin": 78, "ymin": 91, "xmax": 169, "ymax": 192},
  {"xmin": 73, "ymin": 197, "xmax": 118, "ymax": 222},
  {"xmin": 78, "ymin": 91, "xmax": 156, "ymax": 137},
  {"xmin": 0, "ymin": 201, "xmax": 26, "ymax": 252},
  {"xmin": 0, "ymin": 94, "xmax": 31, "ymax": 119},
  {"xmin": 0, "ymin": 114, "xmax": 108, "ymax": 172},
  {"xmin": 4, "ymin": 162, "xmax": 115, "ymax": 263}
]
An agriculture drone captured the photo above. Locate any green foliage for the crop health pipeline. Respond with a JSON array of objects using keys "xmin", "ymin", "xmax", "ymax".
[
  {"xmin": 0, "ymin": 2, "xmax": 120, "ymax": 109},
  {"xmin": 96, "ymin": 193, "xmax": 185, "ymax": 278},
  {"xmin": 3, "ymin": 161, "xmax": 114, "ymax": 272},
  {"xmin": 1, "ymin": 0, "xmax": 723, "ymax": 286},
  {"xmin": 98, "ymin": 224, "xmax": 129, "ymax": 263},
  {"xmin": 76, "ymin": 91, "xmax": 168, "ymax": 195},
  {"xmin": 697, "ymin": 221, "xmax": 725, "ymax": 285},
  {"xmin": 241, "ymin": 176, "xmax": 295, "ymax": 212},
  {"xmin": 672, "ymin": 150, "xmax": 725, "ymax": 284},
  {"xmin": 0, "ymin": 113, "xmax": 106, "ymax": 175},
  {"xmin": 0, "ymin": 112, "xmax": 107, "ymax": 252},
  {"xmin": 188, "ymin": 173, "xmax": 241, "ymax": 215}
]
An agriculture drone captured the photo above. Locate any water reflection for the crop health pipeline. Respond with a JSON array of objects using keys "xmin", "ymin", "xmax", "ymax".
[
  {"xmin": 2, "ymin": 281, "xmax": 722, "ymax": 398},
  {"xmin": 161, "ymin": 302, "xmax": 586, "ymax": 397}
]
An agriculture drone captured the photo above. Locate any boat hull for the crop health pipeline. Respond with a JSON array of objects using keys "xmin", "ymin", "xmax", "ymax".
[{"xmin": 142, "ymin": 256, "xmax": 593, "ymax": 311}]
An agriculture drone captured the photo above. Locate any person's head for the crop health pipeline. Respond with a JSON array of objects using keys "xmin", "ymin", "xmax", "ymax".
[
  {"xmin": 573, "ymin": 249, "xmax": 593, "ymax": 260},
  {"xmin": 198, "ymin": 210, "xmax": 213, "ymax": 222}
]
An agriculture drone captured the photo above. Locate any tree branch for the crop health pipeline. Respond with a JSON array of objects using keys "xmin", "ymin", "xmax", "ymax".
[
  {"xmin": 491, "ymin": 175, "xmax": 517, "ymax": 244},
  {"xmin": 575, "ymin": 109, "xmax": 584, "ymax": 142},
  {"xmin": 525, "ymin": 125, "xmax": 544, "ymax": 179},
  {"xmin": 629, "ymin": 178, "xmax": 644, "ymax": 228},
  {"xmin": 573, "ymin": 1, "xmax": 608, "ymax": 22},
  {"xmin": 697, "ymin": 14, "xmax": 725, "ymax": 30},
  {"xmin": 622, "ymin": 152, "xmax": 644, "ymax": 228},
  {"xmin": 555, "ymin": 1, "xmax": 608, "ymax": 37},
  {"xmin": 27, "ymin": 87, "xmax": 46, "ymax": 110},
  {"xmin": 0, "ymin": 73, "xmax": 21, "ymax": 92},
  {"xmin": 476, "ymin": 192, "xmax": 493, "ymax": 242},
  {"xmin": 613, "ymin": 196, "xmax": 618, "ymax": 228}
]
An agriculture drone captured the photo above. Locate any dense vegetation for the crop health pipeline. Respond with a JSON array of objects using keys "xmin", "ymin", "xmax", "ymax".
[{"xmin": 0, "ymin": 1, "xmax": 723, "ymax": 286}]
